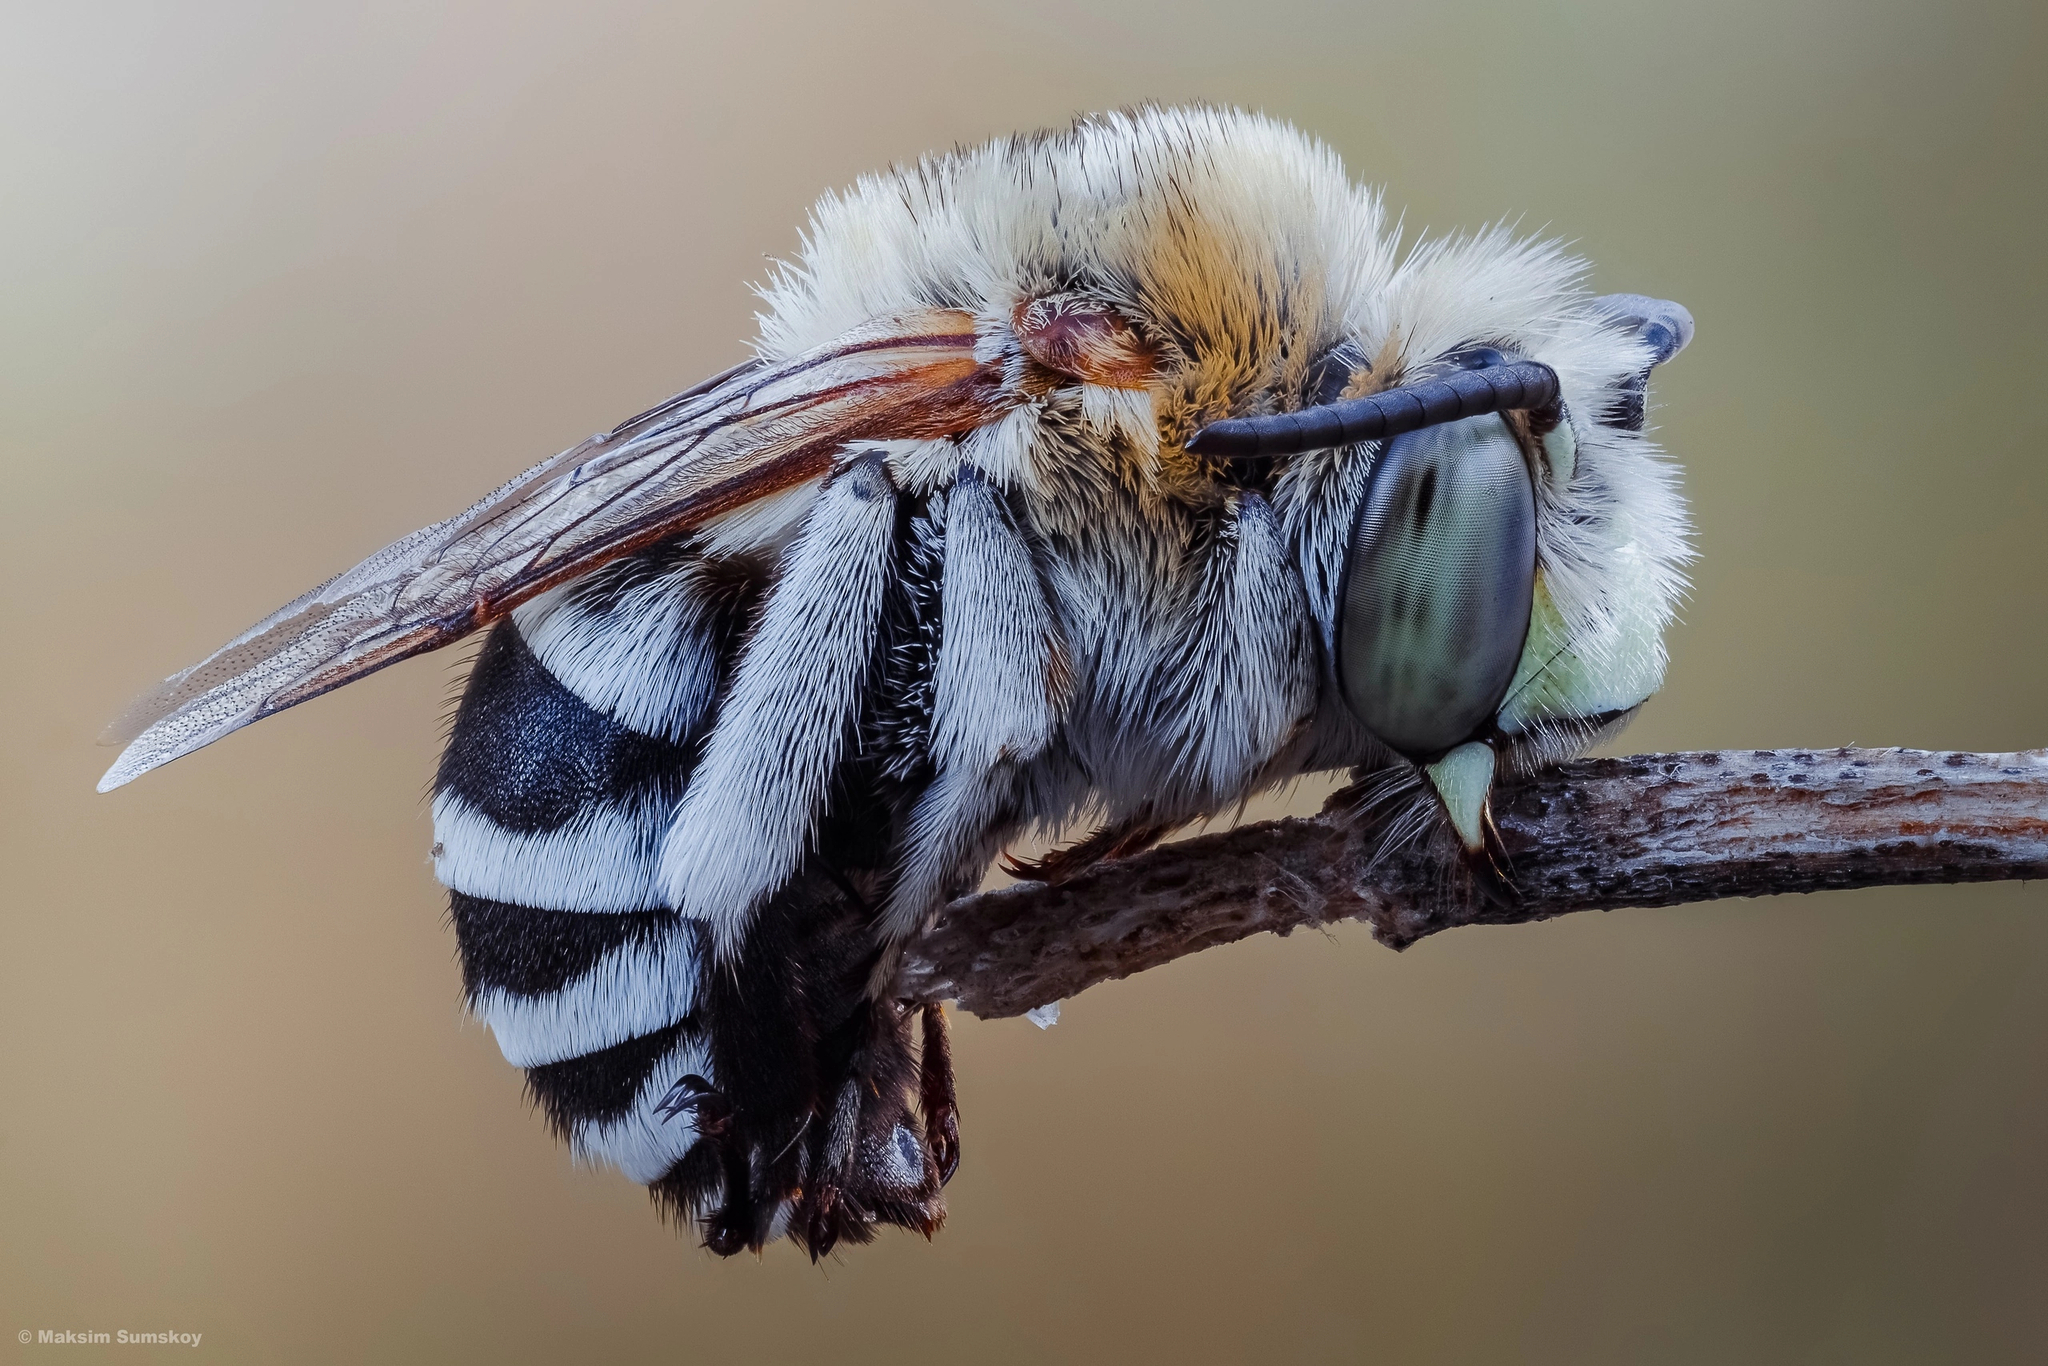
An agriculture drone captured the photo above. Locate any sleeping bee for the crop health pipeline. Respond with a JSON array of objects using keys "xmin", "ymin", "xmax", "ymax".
[{"xmin": 100, "ymin": 106, "xmax": 1692, "ymax": 1258}]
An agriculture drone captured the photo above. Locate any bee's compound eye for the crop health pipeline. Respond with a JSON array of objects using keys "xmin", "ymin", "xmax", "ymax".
[{"xmin": 1336, "ymin": 415, "xmax": 1537, "ymax": 759}]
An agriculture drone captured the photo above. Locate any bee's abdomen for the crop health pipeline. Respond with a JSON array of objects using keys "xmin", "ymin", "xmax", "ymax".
[
  {"xmin": 432, "ymin": 516, "xmax": 949, "ymax": 1253},
  {"xmin": 432, "ymin": 544, "xmax": 751, "ymax": 1183}
]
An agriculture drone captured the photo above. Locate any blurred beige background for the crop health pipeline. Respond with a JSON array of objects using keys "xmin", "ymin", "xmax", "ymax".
[{"xmin": 5, "ymin": 1, "xmax": 2046, "ymax": 1361}]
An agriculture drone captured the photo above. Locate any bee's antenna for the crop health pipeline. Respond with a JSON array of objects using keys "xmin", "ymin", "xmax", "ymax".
[
  {"xmin": 1185, "ymin": 360, "xmax": 1560, "ymax": 459},
  {"xmin": 1188, "ymin": 292, "xmax": 1692, "ymax": 458}
]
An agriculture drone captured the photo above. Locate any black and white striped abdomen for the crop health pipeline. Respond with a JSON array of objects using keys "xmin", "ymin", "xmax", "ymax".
[{"xmin": 432, "ymin": 543, "xmax": 751, "ymax": 1184}]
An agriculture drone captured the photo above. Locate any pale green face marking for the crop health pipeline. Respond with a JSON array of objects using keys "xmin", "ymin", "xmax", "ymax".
[{"xmin": 1497, "ymin": 559, "xmax": 1669, "ymax": 736}]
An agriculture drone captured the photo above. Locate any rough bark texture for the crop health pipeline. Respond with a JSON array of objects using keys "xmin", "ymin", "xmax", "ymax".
[{"xmin": 897, "ymin": 747, "xmax": 2048, "ymax": 1020}]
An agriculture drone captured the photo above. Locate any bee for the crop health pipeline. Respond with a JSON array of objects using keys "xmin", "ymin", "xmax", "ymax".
[{"xmin": 100, "ymin": 106, "xmax": 1692, "ymax": 1258}]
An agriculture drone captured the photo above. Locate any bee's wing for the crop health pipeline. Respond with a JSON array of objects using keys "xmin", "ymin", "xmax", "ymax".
[{"xmin": 100, "ymin": 308, "xmax": 1005, "ymax": 792}]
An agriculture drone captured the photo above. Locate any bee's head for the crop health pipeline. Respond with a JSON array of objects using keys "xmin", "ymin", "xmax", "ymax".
[{"xmin": 1191, "ymin": 296, "xmax": 1694, "ymax": 854}]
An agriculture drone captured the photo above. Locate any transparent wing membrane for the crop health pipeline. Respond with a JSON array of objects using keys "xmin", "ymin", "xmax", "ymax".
[{"xmin": 100, "ymin": 310, "xmax": 1003, "ymax": 791}]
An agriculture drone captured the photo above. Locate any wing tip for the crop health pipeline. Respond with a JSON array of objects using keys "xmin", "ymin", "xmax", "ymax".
[
  {"xmin": 97, "ymin": 729, "xmax": 170, "ymax": 790},
  {"xmin": 94, "ymin": 702, "xmax": 269, "ymax": 794},
  {"xmin": 96, "ymin": 760, "xmax": 139, "ymax": 793}
]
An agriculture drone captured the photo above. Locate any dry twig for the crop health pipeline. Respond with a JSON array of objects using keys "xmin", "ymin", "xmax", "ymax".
[{"xmin": 898, "ymin": 748, "xmax": 2048, "ymax": 1019}]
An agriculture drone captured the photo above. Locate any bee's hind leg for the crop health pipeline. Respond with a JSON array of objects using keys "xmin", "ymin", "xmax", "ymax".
[
  {"xmin": 794, "ymin": 992, "xmax": 947, "ymax": 1257},
  {"xmin": 650, "ymin": 1073, "xmax": 760, "ymax": 1255},
  {"xmin": 674, "ymin": 877, "xmax": 947, "ymax": 1261}
]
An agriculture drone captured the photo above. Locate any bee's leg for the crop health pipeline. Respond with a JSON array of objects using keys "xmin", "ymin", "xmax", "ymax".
[
  {"xmin": 655, "ymin": 453, "xmax": 961, "ymax": 1256},
  {"xmin": 801, "ymin": 1076, "xmax": 862, "ymax": 1253},
  {"xmin": 1000, "ymin": 815, "xmax": 1176, "ymax": 883},
  {"xmin": 861, "ymin": 463, "xmax": 1070, "ymax": 1190},
  {"xmin": 794, "ymin": 995, "xmax": 939, "ymax": 1256},
  {"xmin": 662, "ymin": 452, "xmax": 900, "ymax": 956},
  {"xmin": 1148, "ymin": 491, "xmax": 1319, "ymax": 811},
  {"xmin": 877, "ymin": 464, "xmax": 1063, "ymax": 949},
  {"xmin": 918, "ymin": 1002, "xmax": 960, "ymax": 1184},
  {"xmin": 988, "ymin": 490, "xmax": 1314, "ymax": 894},
  {"xmin": 700, "ymin": 879, "xmax": 938, "ymax": 1259}
]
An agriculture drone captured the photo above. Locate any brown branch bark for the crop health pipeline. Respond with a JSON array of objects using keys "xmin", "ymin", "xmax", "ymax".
[{"xmin": 898, "ymin": 747, "xmax": 2048, "ymax": 1020}]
